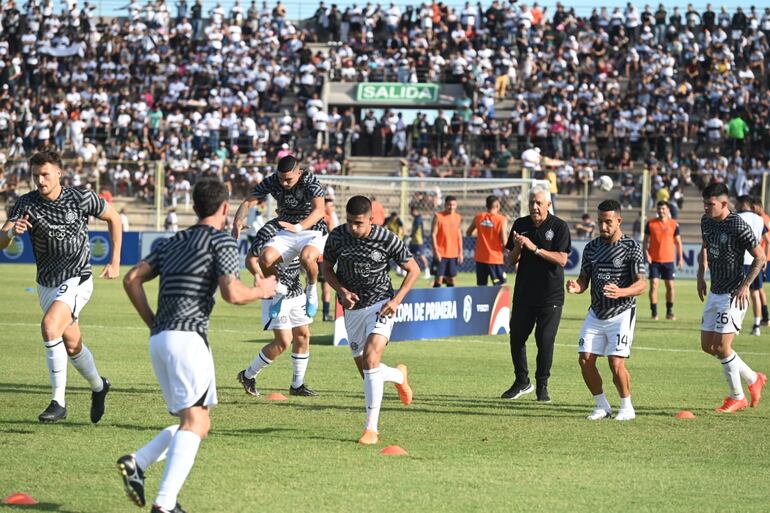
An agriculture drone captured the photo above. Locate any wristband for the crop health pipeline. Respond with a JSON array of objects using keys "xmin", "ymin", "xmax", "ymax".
[
  {"xmin": 294, "ymin": 223, "xmax": 303, "ymax": 232},
  {"xmin": 535, "ymin": 248, "xmax": 541, "ymax": 255}
]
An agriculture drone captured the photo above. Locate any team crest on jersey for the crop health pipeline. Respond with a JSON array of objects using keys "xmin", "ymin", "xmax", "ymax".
[
  {"xmin": 64, "ymin": 211, "xmax": 77, "ymax": 223},
  {"xmin": 545, "ymin": 229, "xmax": 554, "ymax": 241},
  {"xmin": 280, "ymin": 315, "xmax": 288, "ymax": 324},
  {"xmin": 579, "ymin": 338, "xmax": 585, "ymax": 347},
  {"xmin": 719, "ymin": 233, "xmax": 728, "ymax": 244},
  {"xmin": 613, "ymin": 256, "xmax": 624, "ymax": 268},
  {"xmin": 371, "ymin": 249, "xmax": 384, "ymax": 262},
  {"xmin": 350, "ymin": 341, "xmax": 359, "ymax": 352}
]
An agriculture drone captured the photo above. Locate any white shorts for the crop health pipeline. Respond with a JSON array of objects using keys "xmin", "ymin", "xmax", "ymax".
[
  {"xmin": 701, "ymin": 293, "xmax": 747, "ymax": 334},
  {"xmin": 150, "ymin": 330, "xmax": 218, "ymax": 415},
  {"xmin": 267, "ymin": 229, "xmax": 327, "ymax": 264},
  {"xmin": 578, "ymin": 307, "xmax": 636, "ymax": 358},
  {"xmin": 261, "ymin": 294, "xmax": 312, "ymax": 330},
  {"xmin": 343, "ymin": 299, "xmax": 395, "ymax": 358},
  {"xmin": 37, "ymin": 275, "xmax": 94, "ymax": 321}
]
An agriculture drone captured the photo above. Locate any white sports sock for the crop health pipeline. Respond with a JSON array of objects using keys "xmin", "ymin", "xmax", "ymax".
[
  {"xmin": 291, "ymin": 353, "xmax": 309, "ymax": 388},
  {"xmin": 593, "ymin": 393, "xmax": 611, "ymax": 411},
  {"xmin": 154, "ymin": 430, "xmax": 202, "ymax": 511},
  {"xmin": 136, "ymin": 425, "xmax": 180, "ymax": 470},
  {"xmin": 306, "ymin": 283, "xmax": 318, "ymax": 304},
  {"xmin": 755, "ymin": 317, "xmax": 762, "ymax": 326},
  {"xmin": 619, "ymin": 396, "xmax": 633, "ymax": 410},
  {"xmin": 44, "ymin": 339, "xmax": 67, "ymax": 406},
  {"xmin": 245, "ymin": 351, "xmax": 272, "ymax": 379},
  {"xmin": 69, "ymin": 344, "xmax": 103, "ymax": 391},
  {"xmin": 363, "ymin": 367, "xmax": 384, "ymax": 432},
  {"xmin": 379, "ymin": 363, "xmax": 404, "ymax": 384},
  {"xmin": 720, "ymin": 353, "xmax": 745, "ymax": 400},
  {"xmin": 732, "ymin": 352, "xmax": 758, "ymax": 385}
]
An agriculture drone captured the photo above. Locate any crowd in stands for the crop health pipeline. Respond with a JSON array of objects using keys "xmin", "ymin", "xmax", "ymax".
[{"xmin": 0, "ymin": 0, "xmax": 769, "ymax": 210}]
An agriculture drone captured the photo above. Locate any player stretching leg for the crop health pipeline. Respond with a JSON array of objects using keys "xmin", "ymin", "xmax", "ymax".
[
  {"xmin": 0, "ymin": 150, "xmax": 122, "ymax": 423},
  {"xmin": 698, "ymin": 184, "xmax": 766, "ymax": 413},
  {"xmin": 323, "ymin": 196, "xmax": 420, "ymax": 445},
  {"xmin": 118, "ymin": 178, "xmax": 276, "ymax": 513},
  {"xmin": 232, "ymin": 155, "xmax": 327, "ymax": 319}
]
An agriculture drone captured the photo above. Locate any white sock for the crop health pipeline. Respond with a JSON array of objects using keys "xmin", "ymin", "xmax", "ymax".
[
  {"xmin": 136, "ymin": 425, "xmax": 180, "ymax": 470},
  {"xmin": 306, "ymin": 283, "xmax": 318, "ymax": 305},
  {"xmin": 732, "ymin": 352, "xmax": 758, "ymax": 385},
  {"xmin": 44, "ymin": 338, "xmax": 67, "ymax": 406},
  {"xmin": 291, "ymin": 352, "xmax": 309, "ymax": 388},
  {"xmin": 154, "ymin": 430, "xmax": 202, "ymax": 511},
  {"xmin": 363, "ymin": 367, "xmax": 384, "ymax": 432},
  {"xmin": 593, "ymin": 392, "xmax": 611, "ymax": 411},
  {"xmin": 720, "ymin": 353, "xmax": 745, "ymax": 400},
  {"xmin": 619, "ymin": 396, "xmax": 633, "ymax": 410},
  {"xmin": 380, "ymin": 363, "xmax": 404, "ymax": 384},
  {"xmin": 755, "ymin": 317, "xmax": 761, "ymax": 326},
  {"xmin": 69, "ymin": 344, "xmax": 103, "ymax": 391},
  {"xmin": 245, "ymin": 351, "xmax": 272, "ymax": 379}
]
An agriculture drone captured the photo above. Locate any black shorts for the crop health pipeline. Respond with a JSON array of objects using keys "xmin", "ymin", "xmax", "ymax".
[
  {"xmin": 744, "ymin": 264, "xmax": 764, "ymax": 291},
  {"xmin": 409, "ymin": 244, "xmax": 425, "ymax": 257},
  {"xmin": 649, "ymin": 262, "xmax": 675, "ymax": 281},
  {"xmin": 476, "ymin": 263, "xmax": 506, "ymax": 286},
  {"xmin": 435, "ymin": 257, "xmax": 458, "ymax": 278}
]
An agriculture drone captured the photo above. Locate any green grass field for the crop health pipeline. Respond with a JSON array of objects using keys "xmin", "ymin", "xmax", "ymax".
[{"xmin": 1, "ymin": 264, "xmax": 769, "ymax": 513}]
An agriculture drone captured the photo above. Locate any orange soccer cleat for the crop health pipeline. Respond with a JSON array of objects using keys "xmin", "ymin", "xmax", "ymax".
[
  {"xmin": 358, "ymin": 429, "xmax": 379, "ymax": 445},
  {"xmin": 715, "ymin": 396, "xmax": 749, "ymax": 413},
  {"xmin": 395, "ymin": 364, "xmax": 413, "ymax": 406},
  {"xmin": 747, "ymin": 372, "xmax": 767, "ymax": 408}
]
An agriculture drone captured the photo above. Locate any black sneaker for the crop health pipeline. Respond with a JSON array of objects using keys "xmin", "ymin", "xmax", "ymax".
[
  {"xmin": 91, "ymin": 377, "xmax": 111, "ymax": 424},
  {"xmin": 536, "ymin": 384, "xmax": 551, "ymax": 403},
  {"xmin": 500, "ymin": 382, "xmax": 534, "ymax": 400},
  {"xmin": 236, "ymin": 370, "xmax": 259, "ymax": 397},
  {"xmin": 38, "ymin": 400, "xmax": 67, "ymax": 423},
  {"xmin": 116, "ymin": 453, "xmax": 145, "ymax": 507},
  {"xmin": 151, "ymin": 503, "xmax": 187, "ymax": 513},
  {"xmin": 289, "ymin": 384, "xmax": 318, "ymax": 396}
]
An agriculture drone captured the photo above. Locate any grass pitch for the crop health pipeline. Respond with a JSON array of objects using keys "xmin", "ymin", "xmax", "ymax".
[{"xmin": 0, "ymin": 264, "xmax": 769, "ymax": 513}]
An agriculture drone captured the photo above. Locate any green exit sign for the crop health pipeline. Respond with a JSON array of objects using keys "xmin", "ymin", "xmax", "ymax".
[{"xmin": 356, "ymin": 83, "xmax": 439, "ymax": 104}]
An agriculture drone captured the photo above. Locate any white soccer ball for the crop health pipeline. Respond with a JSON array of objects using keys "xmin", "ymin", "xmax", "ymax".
[{"xmin": 598, "ymin": 175, "xmax": 614, "ymax": 192}]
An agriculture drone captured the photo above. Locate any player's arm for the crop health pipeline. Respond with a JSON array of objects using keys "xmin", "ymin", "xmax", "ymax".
[
  {"xmin": 697, "ymin": 237, "xmax": 707, "ymax": 302},
  {"xmin": 322, "ymin": 259, "xmax": 358, "ymax": 309},
  {"xmin": 500, "ymin": 217, "xmax": 509, "ymax": 249},
  {"xmin": 674, "ymin": 233, "xmax": 684, "ymax": 270},
  {"xmin": 0, "ymin": 215, "xmax": 31, "ymax": 250},
  {"xmin": 764, "ymin": 231, "xmax": 770, "ymax": 264},
  {"xmin": 431, "ymin": 214, "xmax": 440, "ymax": 260},
  {"xmin": 379, "ymin": 257, "xmax": 420, "ymax": 317},
  {"xmin": 606, "ymin": 273, "xmax": 646, "ymax": 299},
  {"xmin": 457, "ymin": 222, "xmax": 464, "ymax": 264},
  {"xmin": 123, "ymin": 261, "xmax": 157, "ymax": 330},
  {"xmin": 741, "ymin": 245, "xmax": 766, "ymax": 290},
  {"xmin": 232, "ymin": 196, "xmax": 260, "ymax": 238},
  {"xmin": 465, "ymin": 222, "xmax": 477, "ymax": 237},
  {"xmin": 566, "ymin": 272, "xmax": 589, "ymax": 294},
  {"xmin": 218, "ymin": 272, "xmax": 277, "ymax": 305},
  {"xmin": 642, "ymin": 228, "xmax": 651, "ymax": 263},
  {"xmin": 97, "ymin": 204, "xmax": 123, "ymax": 279}
]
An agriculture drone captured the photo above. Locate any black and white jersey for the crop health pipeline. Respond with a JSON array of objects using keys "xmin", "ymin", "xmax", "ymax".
[
  {"xmin": 9, "ymin": 187, "xmax": 107, "ymax": 287},
  {"xmin": 702, "ymin": 213, "xmax": 757, "ymax": 295},
  {"xmin": 324, "ymin": 224, "xmax": 412, "ymax": 310},
  {"xmin": 580, "ymin": 235, "xmax": 645, "ymax": 320},
  {"xmin": 249, "ymin": 170, "xmax": 327, "ymax": 233},
  {"xmin": 144, "ymin": 225, "xmax": 240, "ymax": 337},
  {"xmin": 248, "ymin": 218, "xmax": 303, "ymax": 299}
]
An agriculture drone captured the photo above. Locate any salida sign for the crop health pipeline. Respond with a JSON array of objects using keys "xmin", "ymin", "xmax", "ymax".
[{"xmin": 356, "ymin": 83, "xmax": 439, "ymax": 104}]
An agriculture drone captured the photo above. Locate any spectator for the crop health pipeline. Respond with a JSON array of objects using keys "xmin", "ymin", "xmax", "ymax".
[{"xmin": 575, "ymin": 213, "xmax": 596, "ymax": 240}]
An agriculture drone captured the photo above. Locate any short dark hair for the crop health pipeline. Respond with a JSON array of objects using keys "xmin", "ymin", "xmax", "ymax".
[
  {"xmin": 346, "ymin": 195, "xmax": 372, "ymax": 216},
  {"xmin": 277, "ymin": 155, "xmax": 298, "ymax": 173},
  {"xmin": 656, "ymin": 200, "xmax": 669, "ymax": 207},
  {"xmin": 445, "ymin": 195, "xmax": 457, "ymax": 204},
  {"xmin": 193, "ymin": 177, "xmax": 228, "ymax": 218},
  {"xmin": 702, "ymin": 182, "xmax": 729, "ymax": 200},
  {"xmin": 597, "ymin": 199, "xmax": 621, "ymax": 214},
  {"xmin": 752, "ymin": 196, "xmax": 763, "ymax": 208},
  {"xmin": 486, "ymin": 195, "xmax": 500, "ymax": 210},
  {"xmin": 29, "ymin": 149, "xmax": 63, "ymax": 170}
]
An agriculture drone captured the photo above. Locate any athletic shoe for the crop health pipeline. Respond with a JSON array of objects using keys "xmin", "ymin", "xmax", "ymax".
[
  {"xmin": 38, "ymin": 400, "xmax": 67, "ymax": 423},
  {"xmin": 90, "ymin": 377, "xmax": 111, "ymax": 424},
  {"xmin": 536, "ymin": 384, "xmax": 551, "ymax": 403},
  {"xmin": 500, "ymin": 382, "xmax": 534, "ymax": 400},
  {"xmin": 751, "ymin": 326, "xmax": 761, "ymax": 336},
  {"xmin": 586, "ymin": 408, "xmax": 612, "ymax": 420},
  {"xmin": 666, "ymin": 313, "xmax": 676, "ymax": 321},
  {"xmin": 357, "ymin": 429, "xmax": 379, "ymax": 445},
  {"xmin": 236, "ymin": 370, "xmax": 259, "ymax": 397},
  {"xmin": 715, "ymin": 396, "xmax": 749, "ymax": 413},
  {"xmin": 269, "ymin": 295, "xmax": 284, "ymax": 319},
  {"xmin": 289, "ymin": 384, "xmax": 318, "ymax": 396},
  {"xmin": 151, "ymin": 503, "xmax": 187, "ymax": 513},
  {"xmin": 322, "ymin": 313, "xmax": 335, "ymax": 322},
  {"xmin": 306, "ymin": 286, "xmax": 318, "ymax": 317},
  {"xmin": 395, "ymin": 364, "xmax": 413, "ymax": 405},
  {"xmin": 747, "ymin": 372, "xmax": 767, "ymax": 408},
  {"xmin": 614, "ymin": 408, "xmax": 636, "ymax": 421},
  {"xmin": 651, "ymin": 315, "xmax": 659, "ymax": 321},
  {"xmin": 116, "ymin": 453, "xmax": 145, "ymax": 507}
]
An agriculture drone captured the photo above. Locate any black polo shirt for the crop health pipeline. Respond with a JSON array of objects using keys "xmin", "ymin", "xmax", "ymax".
[{"xmin": 506, "ymin": 214, "xmax": 571, "ymax": 307}]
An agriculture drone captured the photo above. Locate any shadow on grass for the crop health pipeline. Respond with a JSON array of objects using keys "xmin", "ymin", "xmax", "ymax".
[
  {"xmin": 241, "ymin": 333, "xmax": 335, "ymax": 346},
  {"xmin": 0, "ymin": 383, "xmax": 158, "ymax": 396}
]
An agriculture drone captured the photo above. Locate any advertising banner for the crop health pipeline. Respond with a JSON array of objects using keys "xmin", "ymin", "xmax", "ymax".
[{"xmin": 0, "ymin": 231, "xmax": 140, "ymax": 266}]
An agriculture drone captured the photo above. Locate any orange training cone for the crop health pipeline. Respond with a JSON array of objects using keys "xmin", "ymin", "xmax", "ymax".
[
  {"xmin": 2, "ymin": 493, "xmax": 39, "ymax": 505},
  {"xmin": 675, "ymin": 410, "xmax": 696, "ymax": 419},
  {"xmin": 380, "ymin": 445, "xmax": 408, "ymax": 456},
  {"xmin": 265, "ymin": 392, "xmax": 288, "ymax": 401}
]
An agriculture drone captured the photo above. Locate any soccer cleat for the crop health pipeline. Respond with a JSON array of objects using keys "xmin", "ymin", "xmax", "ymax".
[
  {"xmin": 747, "ymin": 372, "xmax": 767, "ymax": 408},
  {"xmin": 651, "ymin": 315, "xmax": 659, "ymax": 321},
  {"xmin": 305, "ymin": 285, "xmax": 319, "ymax": 317},
  {"xmin": 236, "ymin": 370, "xmax": 259, "ymax": 397},
  {"xmin": 666, "ymin": 313, "xmax": 676, "ymax": 321},
  {"xmin": 357, "ymin": 429, "xmax": 379, "ymax": 445},
  {"xmin": 289, "ymin": 384, "xmax": 318, "ymax": 396},
  {"xmin": 586, "ymin": 408, "xmax": 612, "ymax": 420},
  {"xmin": 322, "ymin": 313, "xmax": 335, "ymax": 322},
  {"xmin": 38, "ymin": 400, "xmax": 67, "ymax": 423},
  {"xmin": 500, "ymin": 382, "xmax": 534, "ymax": 400},
  {"xmin": 751, "ymin": 326, "xmax": 761, "ymax": 336},
  {"xmin": 536, "ymin": 384, "xmax": 551, "ymax": 403},
  {"xmin": 151, "ymin": 503, "xmax": 187, "ymax": 513},
  {"xmin": 269, "ymin": 295, "xmax": 284, "ymax": 319},
  {"xmin": 90, "ymin": 377, "xmax": 111, "ymax": 424},
  {"xmin": 715, "ymin": 396, "xmax": 749, "ymax": 413},
  {"xmin": 116, "ymin": 453, "xmax": 145, "ymax": 507},
  {"xmin": 395, "ymin": 364, "xmax": 413, "ymax": 405},
  {"xmin": 614, "ymin": 409, "xmax": 636, "ymax": 421}
]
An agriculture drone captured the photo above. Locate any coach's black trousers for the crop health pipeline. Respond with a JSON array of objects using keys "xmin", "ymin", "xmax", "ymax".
[{"xmin": 509, "ymin": 303, "xmax": 563, "ymax": 385}]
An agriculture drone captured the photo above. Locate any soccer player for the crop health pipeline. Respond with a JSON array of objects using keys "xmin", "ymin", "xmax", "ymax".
[
  {"xmin": 736, "ymin": 196, "xmax": 770, "ymax": 336},
  {"xmin": 232, "ymin": 155, "xmax": 327, "ymax": 319},
  {"xmin": 408, "ymin": 205, "xmax": 430, "ymax": 280},
  {"xmin": 431, "ymin": 195, "xmax": 463, "ymax": 287},
  {"xmin": 118, "ymin": 178, "xmax": 277, "ymax": 513},
  {"xmin": 236, "ymin": 219, "xmax": 317, "ymax": 397},
  {"xmin": 467, "ymin": 194, "xmax": 509, "ymax": 286},
  {"xmin": 698, "ymin": 184, "xmax": 766, "ymax": 413},
  {"xmin": 567, "ymin": 200, "xmax": 645, "ymax": 421},
  {"xmin": 751, "ymin": 197, "xmax": 770, "ymax": 325},
  {"xmin": 321, "ymin": 197, "xmax": 338, "ymax": 321},
  {"xmin": 0, "ymin": 149, "xmax": 122, "ymax": 423},
  {"xmin": 643, "ymin": 201, "xmax": 683, "ymax": 321},
  {"xmin": 322, "ymin": 196, "xmax": 420, "ymax": 445}
]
